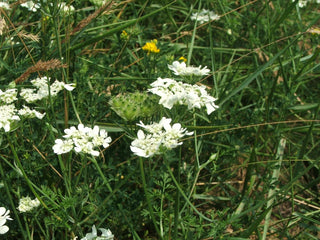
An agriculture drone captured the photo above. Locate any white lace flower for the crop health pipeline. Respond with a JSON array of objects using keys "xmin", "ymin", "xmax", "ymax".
[
  {"xmin": 53, "ymin": 124, "xmax": 112, "ymax": 156},
  {"xmin": 148, "ymin": 78, "xmax": 219, "ymax": 115},
  {"xmin": 130, "ymin": 130, "xmax": 162, "ymax": 158},
  {"xmin": 20, "ymin": 77, "xmax": 75, "ymax": 103},
  {"xmin": 0, "ymin": 207, "xmax": 12, "ymax": 235},
  {"xmin": 0, "ymin": 2, "xmax": 10, "ymax": 10},
  {"xmin": 191, "ymin": 9, "xmax": 220, "ymax": 24},
  {"xmin": 0, "ymin": 104, "xmax": 20, "ymax": 132},
  {"xmin": 52, "ymin": 139, "xmax": 74, "ymax": 155},
  {"xmin": 58, "ymin": 2, "xmax": 75, "ymax": 13},
  {"xmin": 131, "ymin": 118, "xmax": 193, "ymax": 158},
  {"xmin": 81, "ymin": 225, "xmax": 114, "ymax": 240},
  {"xmin": 21, "ymin": 1, "xmax": 40, "ymax": 12},
  {"xmin": 0, "ymin": 88, "xmax": 17, "ymax": 104},
  {"xmin": 168, "ymin": 61, "xmax": 210, "ymax": 76},
  {"xmin": 17, "ymin": 196, "xmax": 40, "ymax": 213},
  {"xmin": 18, "ymin": 105, "xmax": 46, "ymax": 119}
]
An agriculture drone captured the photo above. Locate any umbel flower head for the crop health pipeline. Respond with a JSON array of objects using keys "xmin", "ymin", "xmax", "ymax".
[
  {"xmin": 142, "ymin": 39, "xmax": 160, "ymax": 55},
  {"xmin": 81, "ymin": 225, "xmax": 114, "ymax": 240},
  {"xmin": 130, "ymin": 117, "xmax": 193, "ymax": 158},
  {"xmin": 191, "ymin": 9, "xmax": 220, "ymax": 24},
  {"xmin": 168, "ymin": 61, "xmax": 210, "ymax": 76},
  {"xmin": 53, "ymin": 124, "xmax": 112, "ymax": 157},
  {"xmin": 20, "ymin": 76, "xmax": 75, "ymax": 103},
  {"xmin": 148, "ymin": 78, "xmax": 219, "ymax": 115},
  {"xmin": 109, "ymin": 92, "xmax": 159, "ymax": 121},
  {"xmin": 17, "ymin": 196, "xmax": 41, "ymax": 213},
  {"xmin": 0, "ymin": 87, "xmax": 45, "ymax": 133},
  {"xmin": 0, "ymin": 207, "xmax": 12, "ymax": 235}
]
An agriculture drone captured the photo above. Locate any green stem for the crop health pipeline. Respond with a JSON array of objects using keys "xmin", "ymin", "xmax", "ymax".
[
  {"xmin": 164, "ymin": 161, "xmax": 214, "ymax": 223},
  {"xmin": 0, "ymin": 159, "xmax": 27, "ymax": 239},
  {"xmin": 173, "ymin": 150, "xmax": 181, "ymax": 239},
  {"xmin": 90, "ymin": 156, "xmax": 113, "ymax": 192},
  {"xmin": 262, "ymin": 138, "xmax": 286, "ymax": 240},
  {"xmin": 6, "ymin": 134, "xmax": 63, "ymax": 222},
  {"xmin": 139, "ymin": 157, "xmax": 162, "ymax": 239},
  {"xmin": 193, "ymin": 111, "xmax": 200, "ymax": 169}
]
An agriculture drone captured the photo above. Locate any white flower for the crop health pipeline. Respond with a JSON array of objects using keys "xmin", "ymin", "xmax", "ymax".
[
  {"xmin": 20, "ymin": 77, "xmax": 75, "ymax": 103},
  {"xmin": 18, "ymin": 105, "xmax": 46, "ymax": 119},
  {"xmin": 58, "ymin": 2, "xmax": 75, "ymax": 13},
  {"xmin": 131, "ymin": 118, "xmax": 193, "ymax": 158},
  {"xmin": 0, "ymin": 2, "xmax": 10, "ymax": 10},
  {"xmin": 21, "ymin": 1, "xmax": 40, "ymax": 12},
  {"xmin": 0, "ymin": 88, "xmax": 17, "ymax": 104},
  {"xmin": 148, "ymin": 78, "xmax": 219, "ymax": 115},
  {"xmin": 168, "ymin": 61, "xmax": 210, "ymax": 76},
  {"xmin": 53, "ymin": 124, "xmax": 112, "ymax": 156},
  {"xmin": 81, "ymin": 225, "xmax": 114, "ymax": 240},
  {"xmin": 0, "ymin": 104, "xmax": 20, "ymax": 132},
  {"xmin": 130, "ymin": 130, "xmax": 162, "ymax": 158},
  {"xmin": 0, "ymin": 207, "xmax": 12, "ymax": 235},
  {"xmin": 17, "ymin": 196, "xmax": 40, "ymax": 213},
  {"xmin": 52, "ymin": 139, "xmax": 74, "ymax": 155},
  {"xmin": 191, "ymin": 9, "xmax": 220, "ymax": 24}
]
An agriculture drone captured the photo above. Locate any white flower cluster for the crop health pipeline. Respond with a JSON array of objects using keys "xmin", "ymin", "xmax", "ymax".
[
  {"xmin": 21, "ymin": 1, "xmax": 40, "ymax": 12},
  {"xmin": 0, "ymin": 2, "xmax": 10, "ymax": 10},
  {"xmin": 20, "ymin": 1, "xmax": 75, "ymax": 13},
  {"xmin": 148, "ymin": 78, "xmax": 219, "ymax": 115},
  {"xmin": 293, "ymin": 0, "xmax": 320, "ymax": 7},
  {"xmin": 191, "ymin": 9, "xmax": 220, "ymax": 24},
  {"xmin": 0, "ymin": 207, "xmax": 12, "ymax": 235},
  {"xmin": 81, "ymin": 225, "xmax": 114, "ymax": 240},
  {"xmin": 17, "ymin": 196, "xmax": 40, "ymax": 213},
  {"xmin": 58, "ymin": 2, "xmax": 75, "ymax": 13},
  {"xmin": 168, "ymin": 61, "xmax": 210, "ymax": 76},
  {"xmin": 53, "ymin": 124, "xmax": 112, "ymax": 157},
  {"xmin": 20, "ymin": 76, "xmax": 75, "ymax": 103},
  {"xmin": 130, "ymin": 117, "xmax": 193, "ymax": 158},
  {"xmin": 0, "ymin": 87, "xmax": 45, "ymax": 132}
]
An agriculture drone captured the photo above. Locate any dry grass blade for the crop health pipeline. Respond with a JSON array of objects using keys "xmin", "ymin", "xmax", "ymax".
[
  {"xmin": 0, "ymin": 16, "xmax": 7, "ymax": 35},
  {"xmin": 70, "ymin": 1, "xmax": 115, "ymax": 36},
  {"xmin": 17, "ymin": 30, "xmax": 39, "ymax": 42},
  {"xmin": 15, "ymin": 59, "xmax": 68, "ymax": 83}
]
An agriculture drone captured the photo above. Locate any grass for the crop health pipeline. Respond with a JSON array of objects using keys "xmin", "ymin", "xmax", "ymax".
[{"xmin": 0, "ymin": 0, "xmax": 320, "ymax": 239}]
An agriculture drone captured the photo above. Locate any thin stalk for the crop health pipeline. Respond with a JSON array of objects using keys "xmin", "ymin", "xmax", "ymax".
[
  {"xmin": 164, "ymin": 162, "xmax": 214, "ymax": 223},
  {"xmin": 0, "ymin": 160, "xmax": 27, "ymax": 239},
  {"xmin": 90, "ymin": 156, "xmax": 113, "ymax": 192},
  {"xmin": 139, "ymin": 157, "xmax": 162, "ymax": 239},
  {"xmin": 193, "ymin": 111, "xmax": 200, "ymax": 169},
  {"xmin": 23, "ymin": 215, "xmax": 32, "ymax": 240},
  {"xmin": 6, "ymin": 135, "xmax": 63, "ymax": 223},
  {"xmin": 173, "ymin": 149, "xmax": 181, "ymax": 239},
  {"xmin": 187, "ymin": 3, "xmax": 201, "ymax": 65},
  {"xmin": 262, "ymin": 138, "xmax": 286, "ymax": 240}
]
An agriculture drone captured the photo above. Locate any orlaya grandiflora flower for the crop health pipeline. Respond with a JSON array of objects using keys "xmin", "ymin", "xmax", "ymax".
[
  {"xmin": 0, "ymin": 207, "xmax": 12, "ymax": 235},
  {"xmin": 168, "ymin": 61, "xmax": 210, "ymax": 76},
  {"xmin": 130, "ymin": 117, "xmax": 193, "ymax": 158},
  {"xmin": 52, "ymin": 124, "xmax": 112, "ymax": 157},
  {"xmin": 148, "ymin": 78, "xmax": 219, "ymax": 115}
]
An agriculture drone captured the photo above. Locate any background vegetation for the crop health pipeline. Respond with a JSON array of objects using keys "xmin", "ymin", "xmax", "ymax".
[{"xmin": 0, "ymin": 0, "xmax": 320, "ymax": 239}]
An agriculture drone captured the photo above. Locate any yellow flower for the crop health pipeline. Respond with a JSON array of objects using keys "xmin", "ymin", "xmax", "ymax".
[
  {"xmin": 179, "ymin": 56, "xmax": 187, "ymax": 62},
  {"xmin": 142, "ymin": 39, "xmax": 160, "ymax": 54},
  {"xmin": 120, "ymin": 30, "xmax": 129, "ymax": 40}
]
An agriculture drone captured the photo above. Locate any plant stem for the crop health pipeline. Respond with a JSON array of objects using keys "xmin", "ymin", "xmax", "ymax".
[
  {"xmin": 0, "ymin": 159, "xmax": 27, "ymax": 239},
  {"xmin": 90, "ymin": 156, "xmax": 113, "ymax": 192},
  {"xmin": 262, "ymin": 138, "xmax": 286, "ymax": 240},
  {"xmin": 139, "ymin": 157, "xmax": 162, "ymax": 239}
]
